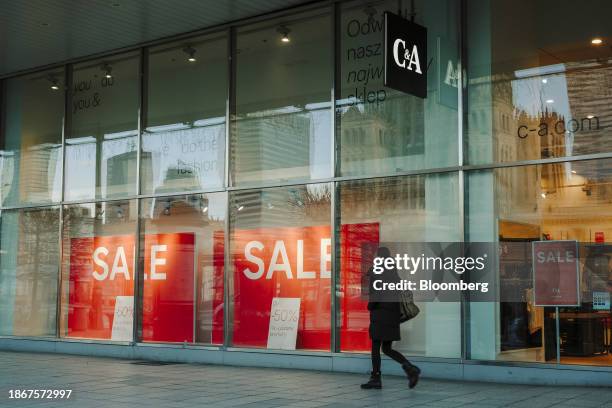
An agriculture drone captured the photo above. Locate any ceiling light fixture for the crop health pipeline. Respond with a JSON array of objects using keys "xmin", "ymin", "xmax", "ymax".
[
  {"xmin": 591, "ymin": 37, "xmax": 603, "ymax": 45},
  {"xmin": 546, "ymin": 99, "xmax": 554, "ymax": 104},
  {"xmin": 571, "ymin": 170, "xmax": 577, "ymax": 174},
  {"xmin": 183, "ymin": 45, "xmax": 197, "ymax": 62},
  {"xmin": 541, "ymin": 78, "xmax": 547, "ymax": 84},
  {"xmin": 541, "ymin": 192, "xmax": 546, "ymax": 199},
  {"xmin": 587, "ymin": 114, "xmax": 595, "ymax": 119},
  {"xmin": 277, "ymin": 25, "xmax": 290, "ymax": 43},
  {"xmin": 48, "ymin": 75, "xmax": 60, "ymax": 90},
  {"xmin": 101, "ymin": 63, "xmax": 113, "ymax": 79}
]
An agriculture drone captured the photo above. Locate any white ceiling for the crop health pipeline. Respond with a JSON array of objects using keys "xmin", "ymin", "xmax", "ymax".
[{"xmin": 0, "ymin": 0, "xmax": 314, "ymax": 77}]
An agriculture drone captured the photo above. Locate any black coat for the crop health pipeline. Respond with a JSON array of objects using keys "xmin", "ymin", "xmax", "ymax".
[{"xmin": 367, "ymin": 267, "xmax": 401, "ymax": 341}]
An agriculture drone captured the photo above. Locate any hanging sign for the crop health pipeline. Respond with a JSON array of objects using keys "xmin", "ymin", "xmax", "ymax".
[
  {"xmin": 384, "ymin": 11, "xmax": 427, "ymax": 98},
  {"xmin": 532, "ymin": 240, "xmax": 580, "ymax": 306}
]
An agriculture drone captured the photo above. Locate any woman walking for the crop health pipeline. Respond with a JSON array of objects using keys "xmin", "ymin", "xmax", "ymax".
[{"xmin": 361, "ymin": 247, "xmax": 420, "ymax": 389}]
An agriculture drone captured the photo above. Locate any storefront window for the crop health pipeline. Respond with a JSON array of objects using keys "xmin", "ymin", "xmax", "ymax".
[
  {"xmin": 467, "ymin": 159, "xmax": 612, "ymax": 366},
  {"xmin": 143, "ymin": 34, "xmax": 227, "ymax": 194},
  {"xmin": 231, "ymin": 9, "xmax": 333, "ymax": 186},
  {"xmin": 0, "ymin": 207, "xmax": 60, "ymax": 336},
  {"xmin": 466, "ymin": 0, "xmax": 612, "ymax": 165},
  {"xmin": 229, "ymin": 183, "xmax": 331, "ymax": 350},
  {"xmin": 139, "ymin": 193, "xmax": 226, "ymax": 344},
  {"xmin": 338, "ymin": 0, "xmax": 459, "ymax": 177},
  {"xmin": 60, "ymin": 200, "xmax": 137, "ymax": 340},
  {"xmin": 0, "ymin": 70, "xmax": 64, "ymax": 206},
  {"xmin": 64, "ymin": 53, "xmax": 139, "ymax": 201},
  {"xmin": 338, "ymin": 174, "xmax": 461, "ymax": 357}
]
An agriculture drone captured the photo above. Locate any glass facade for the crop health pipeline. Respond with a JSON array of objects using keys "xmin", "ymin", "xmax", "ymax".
[{"xmin": 0, "ymin": 0, "xmax": 611, "ymax": 371}]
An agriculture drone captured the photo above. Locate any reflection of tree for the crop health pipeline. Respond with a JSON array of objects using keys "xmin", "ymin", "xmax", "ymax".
[{"xmin": 15, "ymin": 208, "xmax": 59, "ymax": 335}]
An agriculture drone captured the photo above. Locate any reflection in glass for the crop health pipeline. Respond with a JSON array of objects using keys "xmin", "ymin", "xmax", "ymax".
[
  {"xmin": 65, "ymin": 53, "xmax": 139, "ymax": 201},
  {"xmin": 60, "ymin": 200, "xmax": 137, "ymax": 340},
  {"xmin": 232, "ymin": 10, "xmax": 333, "ymax": 185},
  {"xmin": 0, "ymin": 70, "xmax": 64, "ymax": 206},
  {"xmin": 339, "ymin": 174, "xmax": 461, "ymax": 357},
  {"xmin": 143, "ymin": 34, "xmax": 227, "ymax": 194},
  {"xmin": 229, "ymin": 184, "xmax": 332, "ymax": 350},
  {"xmin": 338, "ymin": 0, "xmax": 459, "ymax": 176},
  {"xmin": 0, "ymin": 207, "xmax": 60, "ymax": 336},
  {"xmin": 467, "ymin": 0, "xmax": 612, "ymax": 164},
  {"xmin": 467, "ymin": 158, "xmax": 612, "ymax": 366},
  {"xmin": 139, "ymin": 193, "xmax": 226, "ymax": 344}
]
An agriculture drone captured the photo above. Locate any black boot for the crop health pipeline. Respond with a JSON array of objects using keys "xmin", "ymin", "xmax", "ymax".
[
  {"xmin": 402, "ymin": 363, "xmax": 421, "ymax": 389},
  {"xmin": 360, "ymin": 371, "xmax": 382, "ymax": 389}
]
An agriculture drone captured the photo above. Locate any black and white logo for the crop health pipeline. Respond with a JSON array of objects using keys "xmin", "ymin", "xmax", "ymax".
[{"xmin": 384, "ymin": 12, "xmax": 427, "ymax": 98}]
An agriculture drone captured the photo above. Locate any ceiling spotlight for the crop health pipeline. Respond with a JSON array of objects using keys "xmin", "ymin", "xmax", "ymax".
[
  {"xmin": 587, "ymin": 114, "xmax": 595, "ymax": 119},
  {"xmin": 48, "ymin": 75, "xmax": 60, "ymax": 90},
  {"xmin": 101, "ymin": 63, "xmax": 113, "ymax": 79},
  {"xmin": 201, "ymin": 206, "xmax": 208, "ymax": 214},
  {"xmin": 277, "ymin": 25, "xmax": 290, "ymax": 43},
  {"xmin": 183, "ymin": 46, "xmax": 197, "ymax": 62},
  {"xmin": 545, "ymin": 99, "xmax": 554, "ymax": 104},
  {"xmin": 571, "ymin": 170, "xmax": 577, "ymax": 174},
  {"xmin": 364, "ymin": 5, "xmax": 377, "ymax": 24},
  {"xmin": 541, "ymin": 192, "xmax": 546, "ymax": 199},
  {"xmin": 541, "ymin": 78, "xmax": 547, "ymax": 84},
  {"xmin": 591, "ymin": 37, "xmax": 603, "ymax": 45}
]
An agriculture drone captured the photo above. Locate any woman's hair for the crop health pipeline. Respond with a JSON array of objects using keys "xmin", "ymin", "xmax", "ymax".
[{"xmin": 376, "ymin": 246, "xmax": 391, "ymax": 258}]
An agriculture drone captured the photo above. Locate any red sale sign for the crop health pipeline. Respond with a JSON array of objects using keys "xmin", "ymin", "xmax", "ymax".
[
  {"xmin": 532, "ymin": 240, "xmax": 580, "ymax": 306},
  {"xmin": 231, "ymin": 223, "xmax": 379, "ymax": 351},
  {"xmin": 67, "ymin": 233, "xmax": 195, "ymax": 341}
]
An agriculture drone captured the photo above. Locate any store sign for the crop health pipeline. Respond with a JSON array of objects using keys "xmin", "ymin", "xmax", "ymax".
[
  {"xmin": 267, "ymin": 297, "xmax": 301, "ymax": 350},
  {"xmin": 231, "ymin": 223, "xmax": 379, "ymax": 351},
  {"xmin": 67, "ymin": 233, "xmax": 195, "ymax": 342},
  {"xmin": 532, "ymin": 240, "xmax": 580, "ymax": 306},
  {"xmin": 384, "ymin": 11, "xmax": 427, "ymax": 98}
]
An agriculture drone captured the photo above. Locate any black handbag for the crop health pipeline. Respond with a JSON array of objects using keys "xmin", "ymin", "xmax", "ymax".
[{"xmin": 399, "ymin": 290, "xmax": 420, "ymax": 323}]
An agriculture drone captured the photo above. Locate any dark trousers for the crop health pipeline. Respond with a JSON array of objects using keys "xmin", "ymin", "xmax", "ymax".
[{"xmin": 371, "ymin": 340, "xmax": 409, "ymax": 373}]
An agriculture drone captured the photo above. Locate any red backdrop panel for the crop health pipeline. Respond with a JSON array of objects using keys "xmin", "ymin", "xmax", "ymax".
[{"xmin": 142, "ymin": 233, "xmax": 195, "ymax": 342}]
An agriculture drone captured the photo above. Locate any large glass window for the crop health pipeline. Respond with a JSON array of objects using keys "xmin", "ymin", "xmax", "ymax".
[
  {"xmin": 143, "ymin": 34, "xmax": 227, "ymax": 194},
  {"xmin": 231, "ymin": 9, "xmax": 333, "ymax": 186},
  {"xmin": 139, "ymin": 193, "xmax": 226, "ymax": 344},
  {"xmin": 60, "ymin": 200, "xmax": 137, "ymax": 340},
  {"xmin": 65, "ymin": 53, "xmax": 139, "ymax": 201},
  {"xmin": 467, "ymin": 159, "xmax": 612, "ymax": 366},
  {"xmin": 338, "ymin": 174, "xmax": 462, "ymax": 357},
  {"xmin": 0, "ymin": 70, "xmax": 64, "ymax": 206},
  {"xmin": 0, "ymin": 207, "xmax": 60, "ymax": 336},
  {"xmin": 338, "ymin": 0, "xmax": 459, "ymax": 177},
  {"xmin": 229, "ymin": 183, "xmax": 332, "ymax": 350},
  {"xmin": 466, "ymin": 0, "xmax": 612, "ymax": 165}
]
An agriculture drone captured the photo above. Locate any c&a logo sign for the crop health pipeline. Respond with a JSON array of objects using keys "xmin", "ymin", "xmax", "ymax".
[
  {"xmin": 392, "ymin": 37, "xmax": 422, "ymax": 74},
  {"xmin": 384, "ymin": 12, "xmax": 427, "ymax": 98}
]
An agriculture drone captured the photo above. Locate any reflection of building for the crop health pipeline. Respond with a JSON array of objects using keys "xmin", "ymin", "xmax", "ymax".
[
  {"xmin": 20, "ymin": 143, "xmax": 61, "ymax": 202},
  {"xmin": 340, "ymin": 95, "xmax": 425, "ymax": 174},
  {"xmin": 235, "ymin": 113, "xmax": 310, "ymax": 183},
  {"xmin": 565, "ymin": 62, "xmax": 612, "ymax": 156}
]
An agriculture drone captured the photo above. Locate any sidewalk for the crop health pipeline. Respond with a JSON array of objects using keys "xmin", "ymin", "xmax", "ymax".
[{"xmin": 0, "ymin": 351, "xmax": 610, "ymax": 408}]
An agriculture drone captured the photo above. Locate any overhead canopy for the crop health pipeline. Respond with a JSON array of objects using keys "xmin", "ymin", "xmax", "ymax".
[{"xmin": 0, "ymin": 0, "xmax": 311, "ymax": 77}]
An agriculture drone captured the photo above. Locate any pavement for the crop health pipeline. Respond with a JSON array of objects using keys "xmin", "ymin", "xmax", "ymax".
[{"xmin": 0, "ymin": 351, "xmax": 611, "ymax": 408}]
